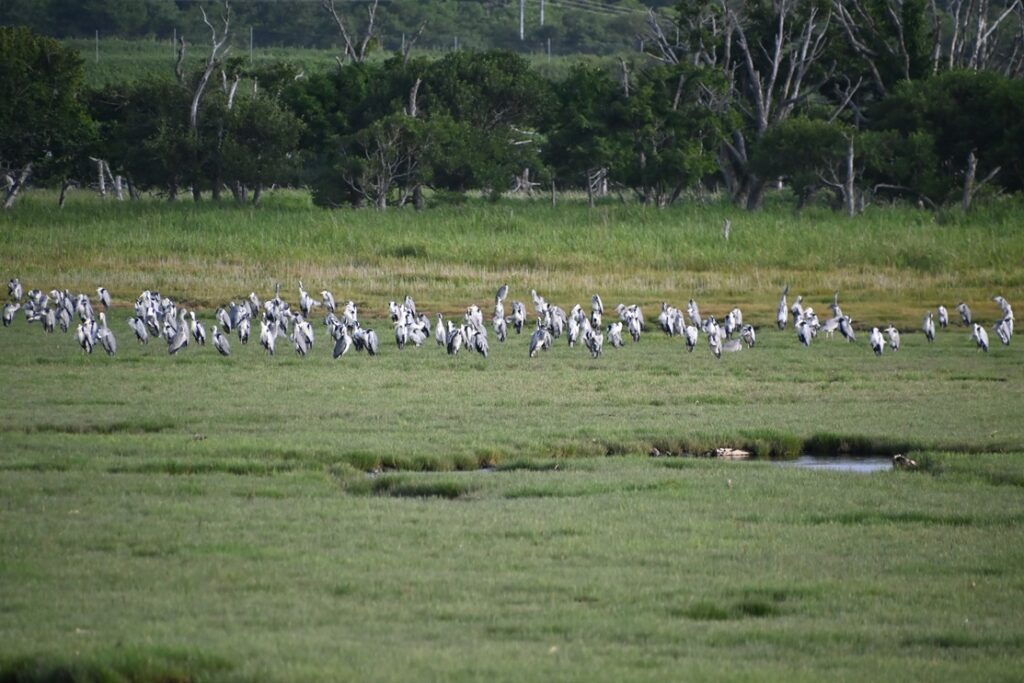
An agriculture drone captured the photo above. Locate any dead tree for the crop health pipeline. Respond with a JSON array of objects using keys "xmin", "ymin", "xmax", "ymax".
[
  {"xmin": 962, "ymin": 149, "xmax": 1001, "ymax": 210},
  {"xmin": 322, "ymin": 0, "xmax": 379, "ymax": 65},
  {"xmin": 401, "ymin": 21, "xmax": 427, "ymax": 65},
  {"xmin": 942, "ymin": 0, "xmax": 1024, "ymax": 74},
  {"xmin": 191, "ymin": 3, "xmax": 231, "ymax": 133},
  {"xmin": 670, "ymin": 1, "xmax": 832, "ymax": 210},
  {"xmin": 2, "ymin": 163, "xmax": 32, "ymax": 210}
]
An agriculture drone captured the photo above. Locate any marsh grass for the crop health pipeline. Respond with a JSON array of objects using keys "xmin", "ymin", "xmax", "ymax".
[
  {"xmin": 2, "ymin": 193, "xmax": 1024, "ymax": 681},
  {"xmin": 3, "ymin": 192, "xmax": 1022, "ymax": 327}
]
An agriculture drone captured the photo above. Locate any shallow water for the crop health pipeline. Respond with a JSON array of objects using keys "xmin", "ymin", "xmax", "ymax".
[{"xmin": 775, "ymin": 455, "xmax": 892, "ymax": 473}]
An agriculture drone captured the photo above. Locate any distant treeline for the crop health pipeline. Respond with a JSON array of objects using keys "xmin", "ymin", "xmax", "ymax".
[
  {"xmin": 0, "ymin": 0, "xmax": 672, "ymax": 55},
  {"xmin": 2, "ymin": 1, "xmax": 1023, "ymax": 213}
]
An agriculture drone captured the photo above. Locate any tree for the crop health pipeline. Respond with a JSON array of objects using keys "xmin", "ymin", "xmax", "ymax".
[{"xmin": 0, "ymin": 26, "xmax": 93, "ymax": 208}]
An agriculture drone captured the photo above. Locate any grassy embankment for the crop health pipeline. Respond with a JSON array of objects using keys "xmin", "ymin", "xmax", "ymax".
[{"xmin": 2, "ymin": 193, "xmax": 1023, "ymax": 681}]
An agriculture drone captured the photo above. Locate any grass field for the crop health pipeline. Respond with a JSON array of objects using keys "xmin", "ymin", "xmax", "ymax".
[{"xmin": 2, "ymin": 193, "xmax": 1024, "ymax": 681}]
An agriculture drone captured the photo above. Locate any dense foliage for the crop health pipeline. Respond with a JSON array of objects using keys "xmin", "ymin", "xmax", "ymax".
[{"xmin": 2, "ymin": 0, "xmax": 1024, "ymax": 211}]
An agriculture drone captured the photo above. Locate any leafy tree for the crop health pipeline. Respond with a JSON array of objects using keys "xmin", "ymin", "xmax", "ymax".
[{"xmin": 0, "ymin": 26, "xmax": 93, "ymax": 207}]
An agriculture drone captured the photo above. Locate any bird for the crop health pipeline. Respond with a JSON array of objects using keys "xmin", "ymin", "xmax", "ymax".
[
  {"xmin": 607, "ymin": 321, "xmax": 624, "ymax": 348},
  {"xmin": 128, "ymin": 316, "xmax": 149, "ymax": 343},
  {"xmin": 97, "ymin": 312, "xmax": 117, "ymax": 356},
  {"xmin": 591, "ymin": 294, "xmax": 604, "ymax": 328},
  {"xmin": 708, "ymin": 330, "xmax": 723, "ymax": 358},
  {"xmin": 76, "ymin": 318, "xmax": 96, "ymax": 354},
  {"xmin": 957, "ymin": 302, "xmax": 972, "ymax": 326},
  {"xmin": 740, "ymin": 324, "xmax": 756, "ymax": 348},
  {"xmin": 796, "ymin": 320, "xmax": 813, "ymax": 347},
  {"xmin": 212, "ymin": 325, "xmax": 231, "ymax": 356},
  {"xmin": 838, "ymin": 316, "xmax": 856, "ymax": 343},
  {"xmin": 584, "ymin": 329, "xmax": 603, "ymax": 358},
  {"xmin": 8, "ymin": 278, "xmax": 23, "ymax": 301},
  {"xmin": 321, "ymin": 290, "xmax": 336, "ymax": 313},
  {"xmin": 3, "ymin": 302, "xmax": 19, "ymax": 327},
  {"xmin": 777, "ymin": 285, "xmax": 788, "ymax": 330},
  {"xmin": 869, "ymin": 327, "xmax": 884, "ymax": 356},
  {"xmin": 972, "ymin": 323, "xmax": 989, "ymax": 352},
  {"xmin": 528, "ymin": 324, "xmax": 552, "ymax": 358},
  {"xmin": 923, "ymin": 312, "xmax": 935, "ymax": 343},
  {"xmin": 97, "ymin": 287, "xmax": 112, "ymax": 310},
  {"xmin": 994, "ymin": 318, "xmax": 1012, "ymax": 346},
  {"xmin": 937, "ymin": 305, "xmax": 949, "ymax": 328},
  {"xmin": 683, "ymin": 325, "xmax": 698, "ymax": 352},
  {"xmin": 168, "ymin": 310, "xmax": 189, "ymax": 355},
  {"xmin": 790, "ymin": 295, "xmax": 804, "ymax": 325},
  {"xmin": 189, "ymin": 311, "xmax": 206, "ymax": 345},
  {"xmin": 884, "ymin": 325, "xmax": 900, "ymax": 351},
  {"xmin": 333, "ymin": 326, "xmax": 353, "ymax": 359},
  {"xmin": 495, "ymin": 284, "xmax": 509, "ymax": 305}
]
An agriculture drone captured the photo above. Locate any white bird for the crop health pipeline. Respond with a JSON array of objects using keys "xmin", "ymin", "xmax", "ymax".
[
  {"xmin": 869, "ymin": 327, "xmax": 884, "ymax": 356},
  {"xmin": 435, "ymin": 313, "xmax": 446, "ymax": 346},
  {"xmin": 884, "ymin": 325, "xmax": 900, "ymax": 351},
  {"xmin": 972, "ymin": 323, "xmax": 989, "ymax": 352},
  {"xmin": 8, "ymin": 278, "xmax": 23, "ymax": 301},
  {"xmin": 923, "ymin": 312, "xmax": 935, "ymax": 343},
  {"xmin": 777, "ymin": 285, "xmax": 788, "ymax": 330},
  {"xmin": 2, "ymin": 302, "xmax": 19, "ymax": 327},
  {"xmin": 237, "ymin": 317, "xmax": 251, "ymax": 344},
  {"xmin": 607, "ymin": 321, "xmax": 624, "ymax": 348},
  {"xmin": 212, "ymin": 325, "xmax": 231, "ymax": 356},
  {"xmin": 510, "ymin": 301, "xmax": 526, "ymax": 334},
  {"xmin": 708, "ymin": 330, "xmax": 722, "ymax": 358},
  {"xmin": 937, "ymin": 305, "xmax": 949, "ymax": 328},
  {"xmin": 683, "ymin": 325, "xmax": 698, "ymax": 352},
  {"xmin": 994, "ymin": 318, "xmax": 1012, "ymax": 346}
]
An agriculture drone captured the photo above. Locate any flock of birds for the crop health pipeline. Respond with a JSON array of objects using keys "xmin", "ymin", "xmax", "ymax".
[{"xmin": 1, "ymin": 277, "xmax": 1015, "ymax": 360}]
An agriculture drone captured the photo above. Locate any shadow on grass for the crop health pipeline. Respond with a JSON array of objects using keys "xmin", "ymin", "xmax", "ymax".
[{"xmin": 0, "ymin": 647, "xmax": 232, "ymax": 683}]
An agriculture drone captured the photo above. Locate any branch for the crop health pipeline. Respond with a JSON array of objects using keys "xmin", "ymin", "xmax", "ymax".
[
  {"xmin": 402, "ymin": 21, "xmax": 427, "ymax": 65},
  {"xmin": 191, "ymin": 2, "xmax": 231, "ymax": 132}
]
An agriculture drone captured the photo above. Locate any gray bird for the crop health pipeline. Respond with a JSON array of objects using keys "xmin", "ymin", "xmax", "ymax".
[
  {"xmin": 97, "ymin": 287, "xmax": 112, "ymax": 310},
  {"xmin": 168, "ymin": 310, "xmax": 189, "ymax": 355},
  {"xmin": 212, "ymin": 325, "xmax": 231, "ymax": 356},
  {"xmin": 97, "ymin": 312, "xmax": 117, "ymax": 356},
  {"xmin": 937, "ymin": 305, "xmax": 949, "ymax": 328},
  {"xmin": 957, "ymin": 302, "xmax": 972, "ymax": 326},
  {"xmin": 777, "ymin": 285, "xmax": 788, "ymax": 330}
]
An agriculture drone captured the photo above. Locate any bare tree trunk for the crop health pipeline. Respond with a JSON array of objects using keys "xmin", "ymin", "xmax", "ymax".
[
  {"xmin": 127, "ymin": 175, "xmax": 140, "ymax": 201},
  {"xmin": 58, "ymin": 179, "xmax": 74, "ymax": 208},
  {"xmin": 252, "ymin": 183, "xmax": 263, "ymax": 207},
  {"xmin": 192, "ymin": 186, "xmax": 202, "ymax": 202},
  {"xmin": 844, "ymin": 136, "xmax": 856, "ymax": 217},
  {"xmin": 413, "ymin": 184, "xmax": 424, "ymax": 211},
  {"xmin": 551, "ymin": 180, "xmax": 556, "ymax": 207},
  {"xmin": 962, "ymin": 149, "xmax": 978, "ymax": 211},
  {"xmin": 4, "ymin": 163, "xmax": 32, "ymax": 209}
]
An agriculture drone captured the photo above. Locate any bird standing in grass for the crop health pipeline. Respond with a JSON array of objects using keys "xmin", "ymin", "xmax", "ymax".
[
  {"xmin": 212, "ymin": 325, "xmax": 231, "ymax": 356},
  {"xmin": 923, "ymin": 312, "xmax": 935, "ymax": 343},
  {"xmin": 937, "ymin": 305, "xmax": 949, "ymax": 328},
  {"xmin": 972, "ymin": 323, "xmax": 989, "ymax": 352},
  {"xmin": 777, "ymin": 285, "xmax": 788, "ymax": 330},
  {"xmin": 884, "ymin": 325, "xmax": 900, "ymax": 351},
  {"xmin": 957, "ymin": 302, "xmax": 972, "ymax": 326},
  {"xmin": 870, "ymin": 327, "xmax": 884, "ymax": 356}
]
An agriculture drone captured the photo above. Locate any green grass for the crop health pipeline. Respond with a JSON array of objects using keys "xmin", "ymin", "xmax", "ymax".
[
  {"xmin": 2, "ymin": 194, "xmax": 1024, "ymax": 681},
  {"xmin": 2, "ymin": 191, "xmax": 1023, "ymax": 328}
]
